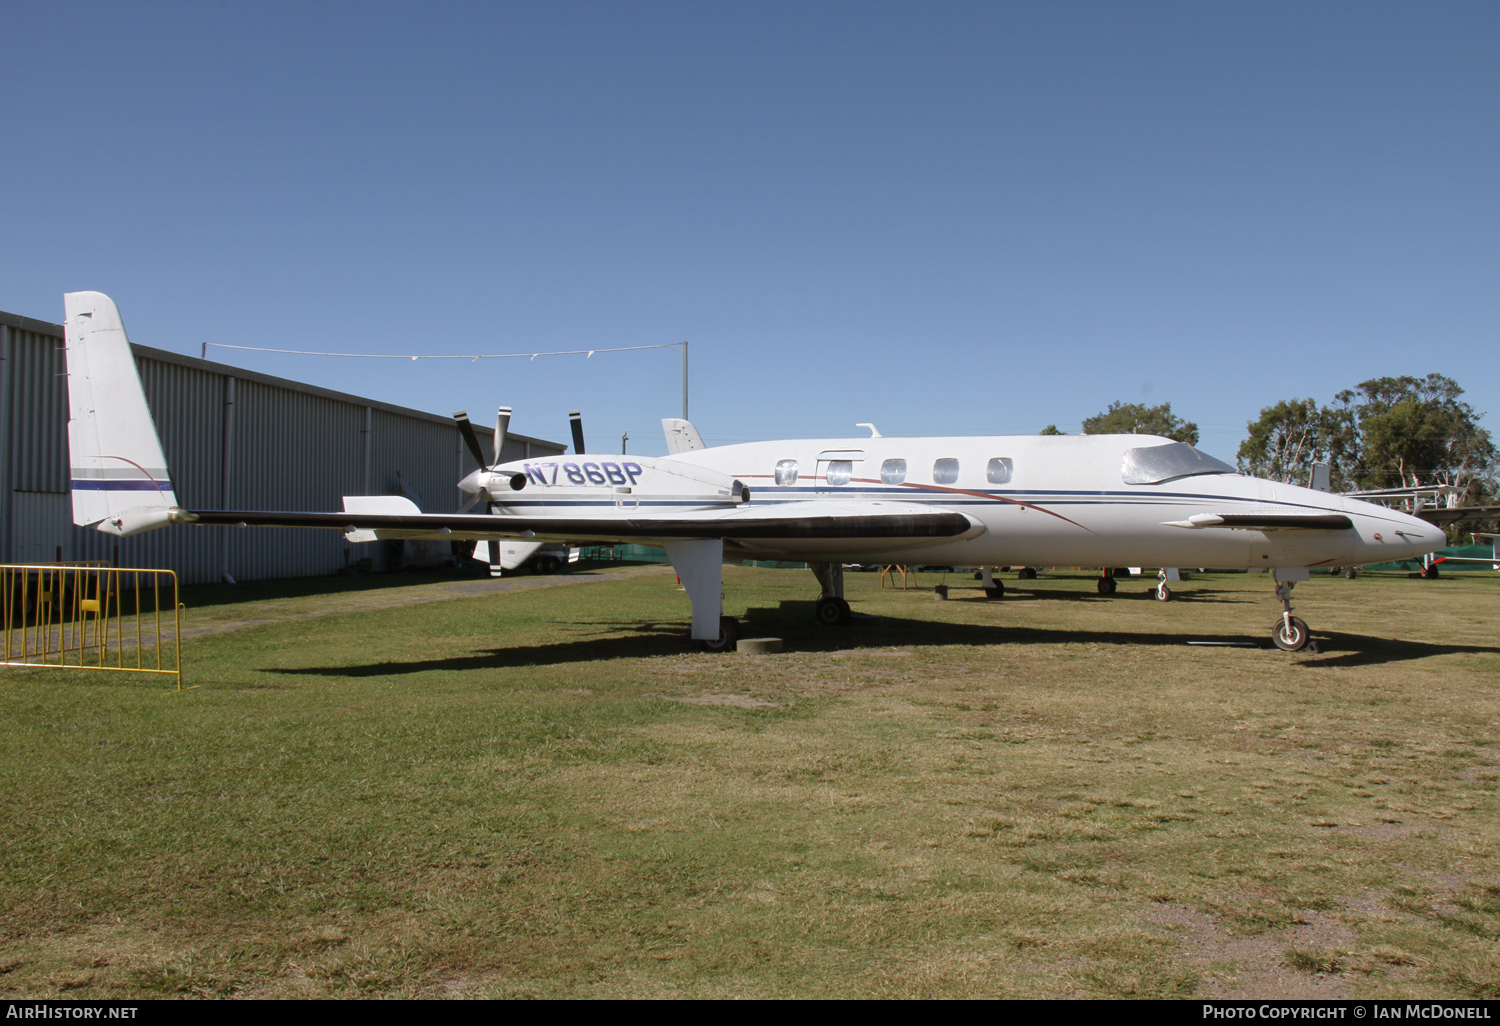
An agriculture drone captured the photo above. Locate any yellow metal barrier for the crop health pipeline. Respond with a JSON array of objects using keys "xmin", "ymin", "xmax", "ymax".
[{"xmin": 1, "ymin": 563, "xmax": 184, "ymax": 690}]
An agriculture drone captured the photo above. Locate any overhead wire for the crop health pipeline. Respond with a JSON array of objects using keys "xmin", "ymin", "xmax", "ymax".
[{"xmin": 201, "ymin": 342, "xmax": 683, "ymax": 362}]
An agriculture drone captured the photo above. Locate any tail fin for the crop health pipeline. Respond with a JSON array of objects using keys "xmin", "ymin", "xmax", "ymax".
[
  {"xmin": 662, "ymin": 418, "xmax": 705, "ymax": 454},
  {"xmin": 64, "ymin": 292, "xmax": 179, "ymax": 537}
]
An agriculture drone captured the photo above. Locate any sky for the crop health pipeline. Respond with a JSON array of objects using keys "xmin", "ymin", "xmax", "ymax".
[{"xmin": 2, "ymin": 1, "xmax": 1496, "ymax": 461}]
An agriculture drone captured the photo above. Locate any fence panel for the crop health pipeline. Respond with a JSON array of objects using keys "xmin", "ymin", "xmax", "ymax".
[{"xmin": 1, "ymin": 563, "xmax": 184, "ymax": 690}]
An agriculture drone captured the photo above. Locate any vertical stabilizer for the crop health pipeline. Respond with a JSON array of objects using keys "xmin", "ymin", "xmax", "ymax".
[
  {"xmin": 64, "ymin": 292, "xmax": 179, "ymax": 536},
  {"xmin": 662, "ymin": 418, "xmax": 705, "ymax": 454}
]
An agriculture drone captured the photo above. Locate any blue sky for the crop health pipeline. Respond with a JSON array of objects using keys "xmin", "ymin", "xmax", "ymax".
[{"xmin": 3, "ymin": 1, "xmax": 1495, "ymax": 460}]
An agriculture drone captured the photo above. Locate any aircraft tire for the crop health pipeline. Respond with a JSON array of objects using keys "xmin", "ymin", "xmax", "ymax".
[
  {"xmin": 534, "ymin": 555, "xmax": 562, "ymax": 575},
  {"xmin": 1155, "ymin": 584, "xmax": 1172, "ymax": 602},
  {"xmin": 1096, "ymin": 577, "xmax": 1117, "ymax": 596},
  {"xmin": 1019, "ymin": 567, "xmax": 1037, "ymax": 580},
  {"xmin": 986, "ymin": 582, "xmax": 1004, "ymax": 599},
  {"xmin": 698, "ymin": 616, "xmax": 740, "ymax": 653},
  {"xmin": 816, "ymin": 596, "xmax": 846, "ymax": 626},
  {"xmin": 1345, "ymin": 567, "xmax": 1358, "ymax": 579},
  {"xmin": 1422, "ymin": 565, "xmax": 1440, "ymax": 579},
  {"xmin": 1272, "ymin": 616, "xmax": 1311, "ymax": 652}
]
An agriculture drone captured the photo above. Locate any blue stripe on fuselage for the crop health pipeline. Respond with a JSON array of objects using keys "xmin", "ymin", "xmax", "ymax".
[{"xmin": 71, "ymin": 480, "xmax": 176, "ymax": 492}]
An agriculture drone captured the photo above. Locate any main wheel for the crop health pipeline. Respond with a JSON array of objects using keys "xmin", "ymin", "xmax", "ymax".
[
  {"xmin": 1422, "ymin": 565, "xmax": 1440, "ymax": 579},
  {"xmin": 1019, "ymin": 567, "xmax": 1037, "ymax": 580},
  {"xmin": 698, "ymin": 616, "xmax": 740, "ymax": 652},
  {"xmin": 1272, "ymin": 615, "xmax": 1311, "ymax": 652},
  {"xmin": 1155, "ymin": 584, "xmax": 1172, "ymax": 602},
  {"xmin": 1096, "ymin": 577, "xmax": 1117, "ymax": 596},
  {"xmin": 1344, "ymin": 567, "xmax": 1357, "ymax": 580},
  {"xmin": 986, "ymin": 581, "xmax": 1005, "ymax": 599},
  {"xmin": 534, "ymin": 554, "xmax": 562, "ymax": 575},
  {"xmin": 816, "ymin": 596, "xmax": 850, "ymax": 626}
]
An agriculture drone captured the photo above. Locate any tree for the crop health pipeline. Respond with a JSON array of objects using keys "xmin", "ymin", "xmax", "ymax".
[
  {"xmin": 1039, "ymin": 424, "xmax": 1066, "ymax": 435},
  {"xmin": 1335, "ymin": 375, "xmax": 1496, "ymax": 502},
  {"xmin": 1239, "ymin": 374, "xmax": 1496, "ymax": 517},
  {"xmin": 1081, "ymin": 401, "xmax": 1199, "ymax": 445},
  {"xmin": 1236, "ymin": 397, "xmax": 1352, "ymax": 488}
]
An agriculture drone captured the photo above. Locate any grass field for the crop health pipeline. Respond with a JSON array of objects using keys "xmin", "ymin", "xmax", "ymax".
[{"xmin": 2, "ymin": 563, "xmax": 1498, "ymax": 999}]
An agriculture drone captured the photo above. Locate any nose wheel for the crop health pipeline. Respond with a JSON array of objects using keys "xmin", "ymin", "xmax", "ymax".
[
  {"xmin": 1270, "ymin": 580, "xmax": 1316, "ymax": 652},
  {"xmin": 1272, "ymin": 615, "xmax": 1310, "ymax": 652}
]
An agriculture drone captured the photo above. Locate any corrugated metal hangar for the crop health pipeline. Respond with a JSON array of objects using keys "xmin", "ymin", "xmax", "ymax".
[{"xmin": 0, "ymin": 309, "xmax": 566, "ymax": 584}]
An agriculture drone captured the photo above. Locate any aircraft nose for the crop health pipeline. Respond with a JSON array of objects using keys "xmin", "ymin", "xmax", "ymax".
[{"xmin": 1393, "ymin": 513, "xmax": 1445, "ymax": 556}]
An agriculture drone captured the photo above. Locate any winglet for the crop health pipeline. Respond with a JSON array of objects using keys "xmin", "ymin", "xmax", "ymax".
[{"xmin": 64, "ymin": 292, "xmax": 180, "ymax": 536}]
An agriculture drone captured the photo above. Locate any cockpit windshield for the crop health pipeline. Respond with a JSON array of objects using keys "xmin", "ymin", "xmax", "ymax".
[{"xmin": 1121, "ymin": 442, "xmax": 1237, "ymax": 485}]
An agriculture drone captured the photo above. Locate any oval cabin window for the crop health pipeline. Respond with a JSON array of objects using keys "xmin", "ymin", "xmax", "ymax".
[
  {"xmin": 881, "ymin": 459, "xmax": 907, "ymax": 485},
  {"xmin": 826, "ymin": 461, "xmax": 853, "ymax": 486},
  {"xmin": 933, "ymin": 459, "xmax": 959, "ymax": 485},
  {"xmin": 987, "ymin": 458, "xmax": 1013, "ymax": 484},
  {"xmin": 775, "ymin": 460, "xmax": 799, "ymax": 486}
]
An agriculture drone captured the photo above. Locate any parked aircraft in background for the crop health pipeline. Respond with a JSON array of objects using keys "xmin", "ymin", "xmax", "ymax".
[{"xmin": 64, "ymin": 291, "xmax": 1446, "ymax": 653}]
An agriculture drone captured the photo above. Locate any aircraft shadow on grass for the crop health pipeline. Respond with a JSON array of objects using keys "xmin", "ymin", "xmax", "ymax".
[{"xmin": 263, "ymin": 597, "xmax": 1500, "ymax": 677}]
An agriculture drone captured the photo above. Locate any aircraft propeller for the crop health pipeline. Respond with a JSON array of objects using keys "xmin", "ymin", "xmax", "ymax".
[
  {"xmin": 454, "ymin": 410, "xmax": 489, "ymax": 468},
  {"xmin": 569, "ymin": 410, "xmax": 585, "ymax": 455},
  {"xmin": 493, "ymin": 407, "xmax": 511, "ymax": 466},
  {"xmin": 454, "ymin": 407, "xmax": 514, "ymax": 513}
]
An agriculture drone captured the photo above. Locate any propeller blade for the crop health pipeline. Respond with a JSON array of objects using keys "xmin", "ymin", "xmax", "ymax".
[
  {"xmin": 493, "ymin": 407, "xmax": 512, "ymax": 466},
  {"xmin": 454, "ymin": 410, "xmax": 489, "ymax": 468},
  {"xmin": 569, "ymin": 410, "xmax": 585, "ymax": 455},
  {"xmin": 457, "ymin": 492, "xmax": 484, "ymax": 513}
]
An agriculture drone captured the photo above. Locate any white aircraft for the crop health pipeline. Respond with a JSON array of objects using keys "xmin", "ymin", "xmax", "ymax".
[{"xmin": 64, "ymin": 291, "xmax": 1447, "ymax": 653}]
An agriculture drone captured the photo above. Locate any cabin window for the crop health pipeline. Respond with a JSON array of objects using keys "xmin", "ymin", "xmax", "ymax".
[
  {"xmin": 933, "ymin": 458, "xmax": 960, "ymax": 485},
  {"xmin": 986, "ymin": 458, "xmax": 1013, "ymax": 484},
  {"xmin": 825, "ymin": 460, "xmax": 853, "ymax": 486},
  {"xmin": 1121, "ymin": 442, "xmax": 1236, "ymax": 485},
  {"xmin": 881, "ymin": 459, "xmax": 907, "ymax": 485},
  {"xmin": 775, "ymin": 460, "xmax": 799, "ymax": 486}
]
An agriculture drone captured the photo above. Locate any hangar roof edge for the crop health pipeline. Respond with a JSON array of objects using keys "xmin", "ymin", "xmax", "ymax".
[{"xmin": 0, "ymin": 309, "xmax": 564, "ymax": 451}]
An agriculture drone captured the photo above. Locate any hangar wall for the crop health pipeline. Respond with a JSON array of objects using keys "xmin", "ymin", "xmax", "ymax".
[{"xmin": 0, "ymin": 310, "xmax": 566, "ymax": 583}]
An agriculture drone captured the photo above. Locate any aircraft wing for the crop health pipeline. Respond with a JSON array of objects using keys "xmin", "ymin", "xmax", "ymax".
[
  {"xmin": 180, "ymin": 500, "xmax": 981, "ymax": 546},
  {"xmin": 1163, "ymin": 513, "xmax": 1354, "ymax": 531},
  {"xmin": 1414, "ymin": 505, "xmax": 1500, "ymax": 528}
]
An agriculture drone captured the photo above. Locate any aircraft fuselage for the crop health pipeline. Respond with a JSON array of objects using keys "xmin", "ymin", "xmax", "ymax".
[{"xmin": 492, "ymin": 433, "xmax": 1443, "ymax": 570}]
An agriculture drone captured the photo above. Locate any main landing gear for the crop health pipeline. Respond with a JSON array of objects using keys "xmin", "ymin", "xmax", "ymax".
[
  {"xmin": 811, "ymin": 562, "xmax": 853, "ymax": 625},
  {"xmin": 1271, "ymin": 576, "xmax": 1316, "ymax": 653},
  {"xmin": 980, "ymin": 566, "xmax": 1004, "ymax": 599},
  {"xmin": 664, "ymin": 538, "xmax": 741, "ymax": 652},
  {"xmin": 1097, "ymin": 571, "xmax": 1117, "ymax": 596},
  {"xmin": 698, "ymin": 615, "xmax": 741, "ymax": 652}
]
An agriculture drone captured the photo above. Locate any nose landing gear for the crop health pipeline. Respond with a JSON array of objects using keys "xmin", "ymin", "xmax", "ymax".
[{"xmin": 1271, "ymin": 579, "xmax": 1316, "ymax": 653}]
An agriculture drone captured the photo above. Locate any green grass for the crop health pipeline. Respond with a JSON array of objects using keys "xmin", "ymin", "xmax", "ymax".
[{"xmin": 1, "ymin": 565, "xmax": 1498, "ymax": 998}]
